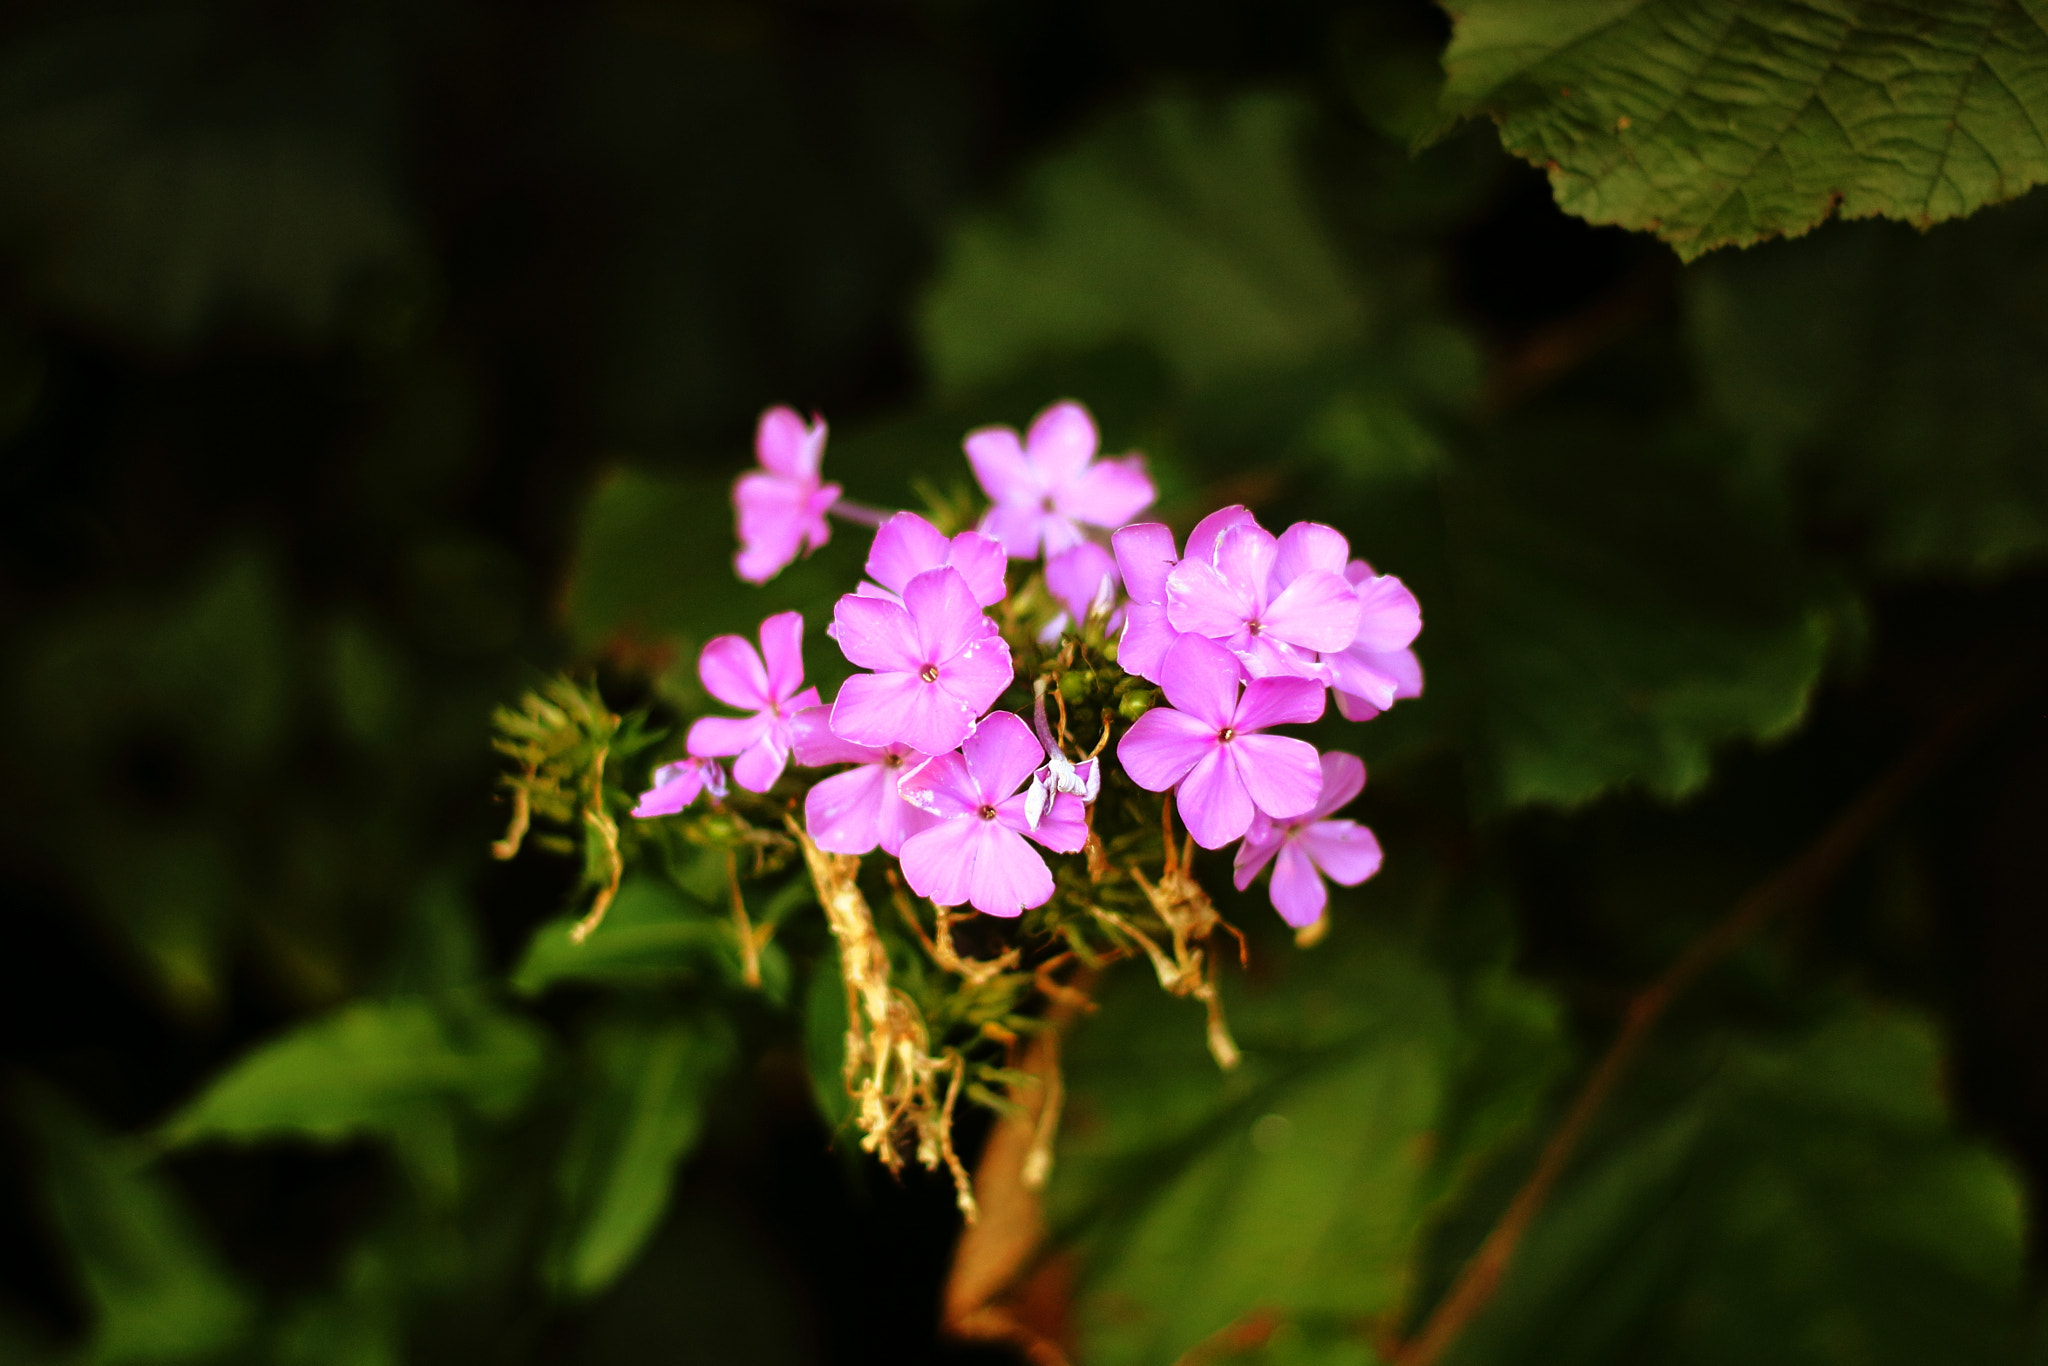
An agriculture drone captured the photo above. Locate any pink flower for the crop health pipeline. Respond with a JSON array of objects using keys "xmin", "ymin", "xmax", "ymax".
[
  {"xmin": 788, "ymin": 706, "xmax": 935, "ymax": 856},
  {"xmin": 1165, "ymin": 520, "xmax": 1362, "ymax": 681},
  {"xmin": 1324, "ymin": 561, "xmax": 1424, "ymax": 720},
  {"xmin": 965, "ymin": 401, "xmax": 1156, "ymax": 560},
  {"xmin": 898, "ymin": 711, "xmax": 1088, "ymax": 917},
  {"xmin": 734, "ymin": 407, "xmax": 841, "ymax": 584},
  {"xmin": 686, "ymin": 611, "xmax": 821, "ymax": 792},
  {"xmin": 631, "ymin": 757, "xmax": 726, "ymax": 817},
  {"xmin": 858, "ymin": 511, "xmax": 1009, "ymax": 609},
  {"xmin": 1111, "ymin": 506, "xmax": 1257, "ymax": 683},
  {"xmin": 829, "ymin": 566, "xmax": 1014, "ymax": 755},
  {"xmin": 1115, "ymin": 633, "xmax": 1325, "ymax": 849},
  {"xmin": 1039, "ymin": 541, "xmax": 1120, "ymax": 643},
  {"xmin": 1233, "ymin": 751, "xmax": 1383, "ymax": 928}
]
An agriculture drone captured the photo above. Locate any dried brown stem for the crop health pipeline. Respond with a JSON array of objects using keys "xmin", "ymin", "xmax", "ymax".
[{"xmin": 1390, "ymin": 672, "xmax": 2019, "ymax": 1366}]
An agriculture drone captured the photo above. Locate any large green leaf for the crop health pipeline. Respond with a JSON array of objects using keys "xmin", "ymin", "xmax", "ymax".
[
  {"xmin": 1687, "ymin": 200, "xmax": 2048, "ymax": 577},
  {"xmin": 161, "ymin": 995, "xmax": 548, "ymax": 1147},
  {"xmin": 1049, "ymin": 924, "xmax": 1567, "ymax": 1366},
  {"xmin": 918, "ymin": 93, "xmax": 1365, "ymax": 397},
  {"xmin": 548, "ymin": 1012, "xmax": 735, "ymax": 1296},
  {"xmin": 1442, "ymin": 1010, "xmax": 2028, "ymax": 1366},
  {"xmin": 512, "ymin": 874, "xmax": 792, "ymax": 1001},
  {"xmin": 1440, "ymin": 0, "xmax": 2048, "ymax": 259},
  {"xmin": 21, "ymin": 1087, "xmax": 251, "ymax": 1365}
]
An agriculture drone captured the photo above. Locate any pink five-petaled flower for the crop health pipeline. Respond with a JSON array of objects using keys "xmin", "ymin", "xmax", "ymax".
[
  {"xmin": 1326, "ymin": 560, "xmax": 1424, "ymax": 720},
  {"xmin": 829, "ymin": 566, "xmax": 1014, "ymax": 756},
  {"xmin": 965, "ymin": 400, "xmax": 1156, "ymax": 560},
  {"xmin": 858, "ymin": 511, "xmax": 1008, "ymax": 609},
  {"xmin": 898, "ymin": 711, "xmax": 1088, "ymax": 917},
  {"xmin": 788, "ymin": 706, "xmax": 935, "ymax": 857},
  {"xmin": 1233, "ymin": 751, "xmax": 1383, "ymax": 928},
  {"xmin": 631, "ymin": 757, "xmax": 727, "ymax": 817},
  {"xmin": 1116, "ymin": 633, "xmax": 1326, "ymax": 849},
  {"xmin": 734, "ymin": 407, "xmax": 840, "ymax": 584},
  {"xmin": 1111, "ymin": 506, "xmax": 1257, "ymax": 684},
  {"xmin": 686, "ymin": 611, "xmax": 821, "ymax": 792},
  {"xmin": 1165, "ymin": 520, "xmax": 1363, "ymax": 681}
]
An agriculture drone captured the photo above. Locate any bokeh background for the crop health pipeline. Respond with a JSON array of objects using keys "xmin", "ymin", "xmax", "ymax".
[{"xmin": 3, "ymin": 2, "xmax": 2047, "ymax": 1364}]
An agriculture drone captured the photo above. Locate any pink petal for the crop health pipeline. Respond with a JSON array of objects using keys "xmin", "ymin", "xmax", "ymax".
[
  {"xmin": 831, "ymin": 672, "xmax": 979, "ymax": 755},
  {"xmin": 965, "ymin": 426, "xmax": 1040, "ymax": 504},
  {"xmin": 962, "ymin": 711, "xmax": 1044, "ymax": 804},
  {"xmin": 1115, "ymin": 602, "xmax": 1179, "ymax": 684},
  {"xmin": 1298, "ymin": 819, "xmax": 1382, "ymax": 885},
  {"xmin": 1165, "ymin": 558, "xmax": 1256, "ymax": 641},
  {"xmin": 801, "ymin": 483, "xmax": 841, "ymax": 551},
  {"xmin": 897, "ymin": 751, "xmax": 981, "ymax": 820},
  {"xmin": 1230, "ymin": 733, "xmax": 1323, "ymax": 821},
  {"xmin": 947, "ymin": 531, "xmax": 1011, "ymax": 607},
  {"xmin": 1329, "ymin": 646, "xmax": 1423, "ymax": 717},
  {"xmin": 1231, "ymin": 675, "xmax": 1326, "ymax": 732},
  {"xmin": 1158, "ymin": 633, "xmax": 1245, "ymax": 730},
  {"xmin": 831, "ymin": 593, "xmax": 923, "ymax": 673},
  {"xmin": 688, "ymin": 712, "xmax": 772, "ymax": 759},
  {"xmin": 1024, "ymin": 401, "xmax": 1099, "ymax": 488},
  {"xmin": 1232, "ymin": 817, "xmax": 1284, "ymax": 888},
  {"xmin": 879, "ymin": 776, "xmax": 938, "ymax": 857},
  {"xmin": 731, "ymin": 731, "xmax": 792, "ymax": 793},
  {"xmin": 805, "ymin": 762, "xmax": 892, "ymax": 855},
  {"xmin": 1059, "ymin": 456, "xmax": 1155, "ymax": 529},
  {"xmin": 1267, "ymin": 841, "xmax": 1328, "ymax": 927},
  {"xmin": 733, "ymin": 472, "xmax": 808, "ymax": 585},
  {"xmin": 1112, "ymin": 523, "xmax": 1179, "ymax": 604},
  {"xmin": 932, "ymin": 632, "xmax": 1013, "ymax": 721},
  {"xmin": 1210, "ymin": 523, "xmax": 1278, "ymax": 597},
  {"xmin": 965, "ymin": 823, "xmax": 1056, "ymax": 917},
  {"xmin": 1185, "ymin": 505, "xmax": 1258, "ymax": 564},
  {"xmin": 1115, "ymin": 707, "xmax": 1218, "ymax": 792},
  {"xmin": 790, "ymin": 705, "xmax": 883, "ymax": 767},
  {"xmin": 633, "ymin": 760, "xmax": 710, "ymax": 817},
  {"xmin": 755, "ymin": 407, "xmax": 825, "ymax": 480},
  {"xmin": 900, "ymin": 821, "xmax": 976, "ymax": 905},
  {"xmin": 1037, "ymin": 512, "xmax": 1089, "ymax": 560},
  {"xmin": 758, "ymin": 611, "xmax": 806, "ymax": 703},
  {"xmin": 1177, "ymin": 746, "xmax": 1255, "ymax": 849},
  {"xmin": 698, "ymin": 634, "xmax": 772, "ymax": 709},
  {"xmin": 1261, "ymin": 569, "xmax": 1363, "ymax": 653},
  {"xmin": 1309, "ymin": 752, "xmax": 1367, "ymax": 820},
  {"xmin": 904, "ymin": 567, "xmax": 989, "ymax": 663},
  {"xmin": 1236, "ymin": 636, "xmax": 1327, "ymax": 682},
  {"xmin": 865, "ymin": 512, "xmax": 951, "ymax": 595},
  {"xmin": 1272, "ymin": 522, "xmax": 1351, "ymax": 587},
  {"xmin": 1045, "ymin": 542, "xmax": 1119, "ymax": 621},
  {"xmin": 979, "ymin": 502, "xmax": 1048, "ymax": 560},
  {"xmin": 1001, "ymin": 790, "xmax": 1087, "ymax": 854},
  {"xmin": 1352, "ymin": 574, "xmax": 1422, "ymax": 651}
]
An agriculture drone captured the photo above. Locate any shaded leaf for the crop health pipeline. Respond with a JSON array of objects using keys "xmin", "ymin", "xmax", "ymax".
[
  {"xmin": 512, "ymin": 875, "xmax": 790, "ymax": 1000},
  {"xmin": 1440, "ymin": 0, "xmax": 2048, "ymax": 259}
]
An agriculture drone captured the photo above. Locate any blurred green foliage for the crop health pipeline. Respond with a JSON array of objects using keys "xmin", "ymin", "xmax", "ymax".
[{"xmin": 2, "ymin": 3, "xmax": 2047, "ymax": 1366}]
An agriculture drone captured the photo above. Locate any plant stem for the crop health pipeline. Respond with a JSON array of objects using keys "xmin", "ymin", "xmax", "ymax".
[{"xmin": 828, "ymin": 497, "xmax": 891, "ymax": 529}]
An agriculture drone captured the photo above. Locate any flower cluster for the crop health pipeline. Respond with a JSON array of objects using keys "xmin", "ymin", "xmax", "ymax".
[{"xmin": 646, "ymin": 399, "xmax": 1423, "ymax": 931}]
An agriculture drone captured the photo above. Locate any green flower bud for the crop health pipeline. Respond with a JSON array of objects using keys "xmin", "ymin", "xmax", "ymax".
[{"xmin": 1118, "ymin": 688, "xmax": 1160, "ymax": 721}]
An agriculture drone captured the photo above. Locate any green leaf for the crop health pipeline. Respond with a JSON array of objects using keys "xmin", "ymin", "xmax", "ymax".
[
  {"xmin": 918, "ymin": 92, "xmax": 1365, "ymax": 397},
  {"xmin": 1050, "ymin": 928, "xmax": 1567, "ymax": 1366},
  {"xmin": 20, "ymin": 1085, "xmax": 251, "ymax": 1365},
  {"xmin": 512, "ymin": 875, "xmax": 789, "ymax": 1000},
  {"xmin": 1687, "ymin": 202, "xmax": 2048, "ymax": 576},
  {"xmin": 1439, "ymin": 0, "xmax": 2048, "ymax": 259},
  {"xmin": 549, "ymin": 1012, "xmax": 736, "ymax": 1297},
  {"xmin": 1441, "ymin": 1009, "xmax": 2028, "ymax": 1366},
  {"xmin": 161, "ymin": 994, "xmax": 548, "ymax": 1147},
  {"xmin": 1446, "ymin": 427, "xmax": 1839, "ymax": 806}
]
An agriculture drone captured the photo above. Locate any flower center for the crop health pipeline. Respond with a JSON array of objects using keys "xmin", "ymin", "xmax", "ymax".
[
  {"xmin": 919, "ymin": 662, "xmax": 940, "ymax": 683},
  {"xmin": 1246, "ymin": 620, "xmax": 1263, "ymax": 636},
  {"xmin": 978, "ymin": 803, "xmax": 998, "ymax": 820},
  {"xmin": 1218, "ymin": 726, "xmax": 1236, "ymax": 743},
  {"xmin": 883, "ymin": 753, "xmax": 901, "ymax": 768}
]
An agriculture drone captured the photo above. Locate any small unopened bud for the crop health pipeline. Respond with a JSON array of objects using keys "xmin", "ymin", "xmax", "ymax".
[
  {"xmin": 1059, "ymin": 669, "xmax": 1095, "ymax": 703},
  {"xmin": 1118, "ymin": 689, "xmax": 1160, "ymax": 722}
]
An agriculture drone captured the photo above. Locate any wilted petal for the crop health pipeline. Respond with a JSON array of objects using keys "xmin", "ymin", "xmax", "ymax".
[
  {"xmin": 1177, "ymin": 746, "xmax": 1255, "ymax": 849},
  {"xmin": 1025, "ymin": 401, "xmax": 1099, "ymax": 486},
  {"xmin": 965, "ymin": 426, "xmax": 1039, "ymax": 505},
  {"xmin": 758, "ymin": 611, "xmax": 807, "ymax": 703},
  {"xmin": 1115, "ymin": 707, "xmax": 1217, "ymax": 792},
  {"xmin": 1261, "ymin": 569, "xmax": 1362, "ymax": 653},
  {"xmin": 1231, "ymin": 675, "xmax": 1326, "ymax": 732},
  {"xmin": 962, "ymin": 711, "xmax": 1044, "ymax": 804},
  {"xmin": 866, "ymin": 512, "xmax": 953, "ymax": 595},
  {"xmin": 1299, "ymin": 819, "xmax": 1382, "ymax": 885},
  {"xmin": 688, "ymin": 712, "xmax": 772, "ymax": 758},
  {"xmin": 831, "ymin": 593, "xmax": 923, "ymax": 673},
  {"xmin": 1157, "ymin": 633, "xmax": 1244, "ymax": 730},
  {"xmin": 1267, "ymin": 842, "xmax": 1328, "ymax": 927},
  {"xmin": 1112, "ymin": 523, "xmax": 1178, "ymax": 604},
  {"xmin": 1229, "ymin": 733, "xmax": 1323, "ymax": 821},
  {"xmin": 1060, "ymin": 455, "xmax": 1155, "ymax": 528}
]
